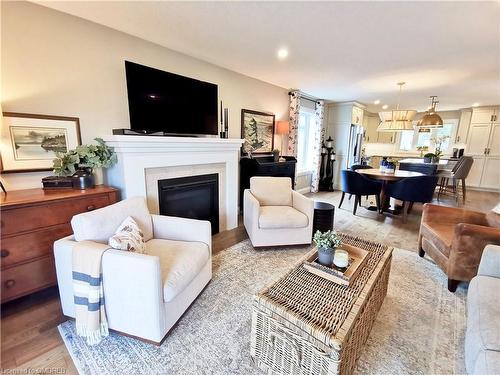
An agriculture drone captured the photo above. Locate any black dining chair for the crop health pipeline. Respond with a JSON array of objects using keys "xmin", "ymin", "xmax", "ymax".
[
  {"xmin": 339, "ymin": 170, "xmax": 382, "ymax": 215},
  {"xmin": 350, "ymin": 164, "xmax": 373, "ymax": 200},
  {"xmin": 385, "ymin": 175, "xmax": 438, "ymax": 223},
  {"xmin": 399, "ymin": 162, "xmax": 437, "ymax": 175}
]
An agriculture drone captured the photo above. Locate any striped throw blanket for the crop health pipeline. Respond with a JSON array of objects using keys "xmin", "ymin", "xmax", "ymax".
[{"xmin": 72, "ymin": 241, "xmax": 110, "ymax": 345}]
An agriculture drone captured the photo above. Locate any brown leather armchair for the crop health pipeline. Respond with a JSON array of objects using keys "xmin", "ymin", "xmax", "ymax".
[{"xmin": 418, "ymin": 203, "xmax": 500, "ymax": 292}]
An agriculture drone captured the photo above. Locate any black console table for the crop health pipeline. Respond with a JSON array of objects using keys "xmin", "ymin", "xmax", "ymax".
[{"xmin": 239, "ymin": 156, "xmax": 297, "ymax": 208}]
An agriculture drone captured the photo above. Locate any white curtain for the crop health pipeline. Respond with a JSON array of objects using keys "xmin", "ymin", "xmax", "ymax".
[{"xmin": 310, "ymin": 100, "xmax": 325, "ymax": 193}]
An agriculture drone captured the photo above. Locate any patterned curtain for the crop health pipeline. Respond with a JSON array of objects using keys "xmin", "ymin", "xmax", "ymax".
[
  {"xmin": 287, "ymin": 91, "xmax": 301, "ymax": 187},
  {"xmin": 311, "ymin": 100, "xmax": 325, "ymax": 193},
  {"xmin": 287, "ymin": 90, "xmax": 301, "ymax": 158}
]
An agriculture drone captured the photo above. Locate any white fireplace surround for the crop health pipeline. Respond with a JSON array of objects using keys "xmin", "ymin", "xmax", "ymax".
[{"xmin": 102, "ymin": 135, "xmax": 244, "ymax": 231}]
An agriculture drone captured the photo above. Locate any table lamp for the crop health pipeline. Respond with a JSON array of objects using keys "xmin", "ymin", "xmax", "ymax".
[{"xmin": 276, "ymin": 121, "xmax": 289, "ymax": 156}]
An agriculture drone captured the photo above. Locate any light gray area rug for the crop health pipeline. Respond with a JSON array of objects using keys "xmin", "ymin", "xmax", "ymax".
[{"xmin": 59, "ymin": 240, "xmax": 467, "ymax": 375}]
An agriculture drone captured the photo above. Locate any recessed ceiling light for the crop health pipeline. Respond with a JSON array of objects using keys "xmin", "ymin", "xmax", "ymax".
[
  {"xmin": 374, "ymin": 100, "xmax": 380, "ymax": 105},
  {"xmin": 382, "ymin": 104, "xmax": 389, "ymax": 110},
  {"xmin": 472, "ymin": 102, "xmax": 480, "ymax": 107},
  {"xmin": 277, "ymin": 48, "xmax": 289, "ymax": 60}
]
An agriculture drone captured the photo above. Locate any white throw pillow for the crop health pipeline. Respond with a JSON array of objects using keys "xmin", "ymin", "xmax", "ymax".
[{"xmin": 108, "ymin": 216, "xmax": 146, "ymax": 254}]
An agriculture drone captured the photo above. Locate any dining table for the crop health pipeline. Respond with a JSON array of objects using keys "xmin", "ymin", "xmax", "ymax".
[{"xmin": 356, "ymin": 168, "xmax": 425, "ymax": 213}]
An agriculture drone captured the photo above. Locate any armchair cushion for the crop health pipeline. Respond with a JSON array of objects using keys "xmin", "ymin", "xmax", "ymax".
[
  {"xmin": 250, "ymin": 177, "xmax": 293, "ymax": 206},
  {"xmin": 72, "ymin": 196, "xmax": 153, "ymax": 243},
  {"xmin": 146, "ymin": 239, "xmax": 210, "ymax": 302},
  {"xmin": 258, "ymin": 206, "xmax": 308, "ymax": 229}
]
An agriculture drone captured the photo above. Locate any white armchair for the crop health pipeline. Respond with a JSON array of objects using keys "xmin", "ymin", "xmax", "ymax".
[
  {"xmin": 54, "ymin": 196, "xmax": 211, "ymax": 344},
  {"xmin": 244, "ymin": 177, "xmax": 314, "ymax": 247}
]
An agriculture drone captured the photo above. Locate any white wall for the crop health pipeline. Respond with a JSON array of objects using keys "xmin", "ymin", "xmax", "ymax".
[{"xmin": 1, "ymin": 1, "xmax": 289, "ymax": 190}]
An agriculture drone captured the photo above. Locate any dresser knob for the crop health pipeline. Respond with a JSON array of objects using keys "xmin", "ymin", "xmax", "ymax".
[
  {"xmin": 86, "ymin": 205, "xmax": 96, "ymax": 211},
  {"xmin": 0, "ymin": 249, "xmax": 9, "ymax": 258},
  {"xmin": 4, "ymin": 279, "xmax": 15, "ymax": 288}
]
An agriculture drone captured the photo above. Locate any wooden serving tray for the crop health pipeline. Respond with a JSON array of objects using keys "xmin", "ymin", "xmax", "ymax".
[{"xmin": 303, "ymin": 243, "xmax": 369, "ymax": 286}]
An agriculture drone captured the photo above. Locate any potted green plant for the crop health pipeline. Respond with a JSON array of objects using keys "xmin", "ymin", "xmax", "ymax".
[
  {"xmin": 272, "ymin": 149, "xmax": 280, "ymax": 162},
  {"xmin": 431, "ymin": 135, "xmax": 450, "ymax": 163},
  {"xmin": 313, "ymin": 230, "xmax": 342, "ymax": 266},
  {"xmin": 423, "ymin": 152, "xmax": 435, "ymax": 163},
  {"xmin": 53, "ymin": 138, "xmax": 117, "ymax": 189}
]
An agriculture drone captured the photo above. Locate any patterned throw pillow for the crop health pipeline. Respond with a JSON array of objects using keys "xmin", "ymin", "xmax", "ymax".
[{"xmin": 108, "ymin": 216, "xmax": 146, "ymax": 253}]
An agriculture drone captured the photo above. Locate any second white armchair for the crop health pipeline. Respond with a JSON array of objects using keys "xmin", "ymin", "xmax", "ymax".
[{"xmin": 244, "ymin": 177, "xmax": 314, "ymax": 247}]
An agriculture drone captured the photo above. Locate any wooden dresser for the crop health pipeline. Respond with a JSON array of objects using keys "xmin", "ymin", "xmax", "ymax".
[{"xmin": 0, "ymin": 186, "xmax": 118, "ymax": 303}]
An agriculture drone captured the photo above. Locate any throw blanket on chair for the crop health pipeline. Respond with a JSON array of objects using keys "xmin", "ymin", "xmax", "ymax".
[{"xmin": 72, "ymin": 241, "xmax": 110, "ymax": 345}]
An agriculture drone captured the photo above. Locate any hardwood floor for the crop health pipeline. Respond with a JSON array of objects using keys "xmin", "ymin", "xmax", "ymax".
[{"xmin": 1, "ymin": 189, "xmax": 498, "ymax": 372}]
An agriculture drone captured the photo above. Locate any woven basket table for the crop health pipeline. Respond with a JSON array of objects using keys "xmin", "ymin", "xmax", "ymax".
[{"xmin": 250, "ymin": 233, "xmax": 393, "ymax": 375}]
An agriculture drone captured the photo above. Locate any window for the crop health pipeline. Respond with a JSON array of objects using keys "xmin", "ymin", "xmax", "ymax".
[
  {"xmin": 296, "ymin": 109, "xmax": 316, "ymax": 172},
  {"xmin": 399, "ymin": 122, "xmax": 456, "ymax": 152}
]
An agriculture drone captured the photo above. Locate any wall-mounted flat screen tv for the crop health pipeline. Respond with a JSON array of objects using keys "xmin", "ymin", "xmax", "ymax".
[{"xmin": 125, "ymin": 61, "xmax": 218, "ymax": 136}]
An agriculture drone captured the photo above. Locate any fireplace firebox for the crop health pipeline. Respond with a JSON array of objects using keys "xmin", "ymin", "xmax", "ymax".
[{"xmin": 158, "ymin": 173, "xmax": 219, "ymax": 234}]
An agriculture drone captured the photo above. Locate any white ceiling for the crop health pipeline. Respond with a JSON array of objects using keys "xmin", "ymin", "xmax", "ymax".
[{"xmin": 35, "ymin": 1, "xmax": 500, "ymax": 112}]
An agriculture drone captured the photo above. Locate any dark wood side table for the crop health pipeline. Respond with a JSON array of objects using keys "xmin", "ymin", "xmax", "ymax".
[{"xmin": 313, "ymin": 201, "xmax": 335, "ymax": 234}]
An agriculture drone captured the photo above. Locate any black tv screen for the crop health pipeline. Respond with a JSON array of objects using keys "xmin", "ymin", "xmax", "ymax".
[{"xmin": 125, "ymin": 61, "xmax": 218, "ymax": 136}]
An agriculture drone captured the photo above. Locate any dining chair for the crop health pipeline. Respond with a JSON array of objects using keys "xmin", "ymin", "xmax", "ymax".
[
  {"xmin": 339, "ymin": 170, "xmax": 382, "ymax": 215},
  {"xmin": 399, "ymin": 162, "xmax": 438, "ymax": 175},
  {"xmin": 437, "ymin": 157, "xmax": 473, "ymax": 203},
  {"xmin": 350, "ymin": 164, "xmax": 373, "ymax": 200},
  {"xmin": 385, "ymin": 175, "xmax": 439, "ymax": 223}
]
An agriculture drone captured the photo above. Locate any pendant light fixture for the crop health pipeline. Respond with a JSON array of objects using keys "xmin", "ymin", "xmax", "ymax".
[
  {"xmin": 417, "ymin": 96, "xmax": 443, "ymax": 128},
  {"xmin": 377, "ymin": 82, "xmax": 416, "ymax": 132}
]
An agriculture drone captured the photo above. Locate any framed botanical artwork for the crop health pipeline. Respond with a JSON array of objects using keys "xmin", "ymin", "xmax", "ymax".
[
  {"xmin": 241, "ymin": 109, "xmax": 275, "ymax": 155},
  {"xmin": 0, "ymin": 112, "xmax": 81, "ymax": 173}
]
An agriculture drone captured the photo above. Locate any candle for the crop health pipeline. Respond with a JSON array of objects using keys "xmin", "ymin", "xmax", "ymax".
[{"xmin": 333, "ymin": 250, "xmax": 349, "ymax": 268}]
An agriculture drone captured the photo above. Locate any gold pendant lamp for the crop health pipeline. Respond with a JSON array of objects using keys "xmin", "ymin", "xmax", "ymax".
[
  {"xmin": 377, "ymin": 82, "xmax": 416, "ymax": 132},
  {"xmin": 417, "ymin": 96, "xmax": 443, "ymax": 128}
]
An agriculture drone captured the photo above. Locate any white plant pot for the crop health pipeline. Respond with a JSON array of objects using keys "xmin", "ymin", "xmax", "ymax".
[{"xmin": 94, "ymin": 167, "xmax": 104, "ymax": 185}]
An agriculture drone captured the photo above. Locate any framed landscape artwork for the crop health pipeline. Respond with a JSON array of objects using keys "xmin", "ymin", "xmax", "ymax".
[
  {"xmin": 0, "ymin": 112, "xmax": 81, "ymax": 173},
  {"xmin": 241, "ymin": 109, "xmax": 275, "ymax": 155}
]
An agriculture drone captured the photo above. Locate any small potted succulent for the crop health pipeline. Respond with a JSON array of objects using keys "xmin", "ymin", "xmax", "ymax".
[
  {"xmin": 313, "ymin": 230, "xmax": 342, "ymax": 266},
  {"xmin": 272, "ymin": 149, "xmax": 280, "ymax": 162},
  {"xmin": 53, "ymin": 138, "xmax": 117, "ymax": 189},
  {"xmin": 423, "ymin": 152, "xmax": 435, "ymax": 163}
]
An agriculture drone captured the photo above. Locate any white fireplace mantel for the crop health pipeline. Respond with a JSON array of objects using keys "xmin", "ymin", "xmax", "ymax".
[{"xmin": 103, "ymin": 135, "xmax": 244, "ymax": 231}]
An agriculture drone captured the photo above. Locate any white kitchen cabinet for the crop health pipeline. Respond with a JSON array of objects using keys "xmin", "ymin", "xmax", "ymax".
[
  {"xmin": 488, "ymin": 123, "xmax": 500, "ymax": 156},
  {"xmin": 351, "ymin": 106, "xmax": 364, "ymax": 126},
  {"xmin": 363, "ymin": 113, "xmax": 379, "ymax": 143},
  {"xmin": 466, "ymin": 107, "xmax": 500, "ymax": 190},
  {"xmin": 471, "ymin": 108, "xmax": 496, "ymax": 124},
  {"xmin": 377, "ymin": 131, "xmax": 395, "ymax": 144},
  {"xmin": 467, "ymin": 157, "xmax": 485, "ymax": 187},
  {"xmin": 480, "ymin": 157, "xmax": 500, "ymax": 189},
  {"xmin": 455, "ymin": 109, "xmax": 471, "ymax": 143},
  {"xmin": 466, "ymin": 123, "xmax": 492, "ymax": 155}
]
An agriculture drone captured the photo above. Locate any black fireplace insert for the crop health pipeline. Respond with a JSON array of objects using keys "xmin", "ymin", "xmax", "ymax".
[{"xmin": 158, "ymin": 173, "xmax": 219, "ymax": 234}]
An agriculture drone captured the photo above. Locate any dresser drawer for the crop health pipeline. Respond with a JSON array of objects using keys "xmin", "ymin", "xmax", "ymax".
[
  {"xmin": 1, "ymin": 256, "xmax": 56, "ymax": 302},
  {"xmin": 1, "ymin": 224, "xmax": 72, "ymax": 268},
  {"xmin": 1, "ymin": 194, "xmax": 110, "ymax": 236}
]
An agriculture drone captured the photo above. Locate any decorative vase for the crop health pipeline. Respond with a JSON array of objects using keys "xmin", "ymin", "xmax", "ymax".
[
  {"xmin": 432, "ymin": 156, "xmax": 440, "ymax": 163},
  {"xmin": 93, "ymin": 167, "xmax": 104, "ymax": 185},
  {"xmin": 423, "ymin": 157, "xmax": 432, "ymax": 163},
  {"xmin": 317, "ymin": 246, "xmax": 335, "ymax": 266},
  {"xmin": 72, "ymin": 168, "xmax": 95, "ymax": 190}
]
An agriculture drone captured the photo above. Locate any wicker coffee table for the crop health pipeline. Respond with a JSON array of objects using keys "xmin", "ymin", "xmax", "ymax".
[{"xmin": 251, "ymin": 233, "xmax": 393, "ymax": 375}]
